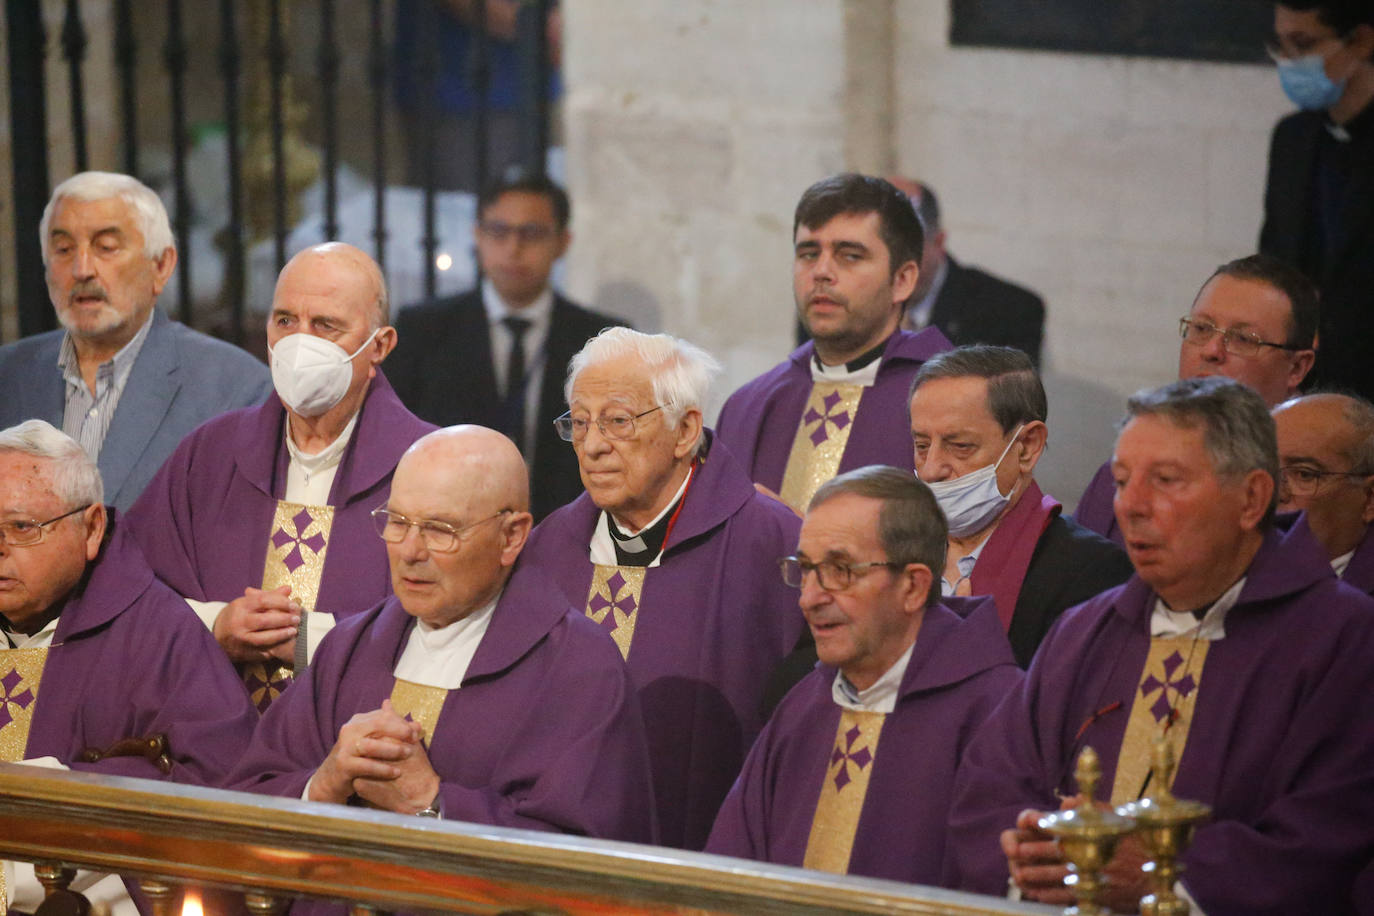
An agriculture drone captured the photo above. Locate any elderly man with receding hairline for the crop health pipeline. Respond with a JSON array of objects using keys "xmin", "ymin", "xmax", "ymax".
[
  {"xmin": 523, "ymin": 327, "xmax": 804, "ymax": 850},
  {"xmin": 126, "ymin": 243, "xmax": 434, "ymax": 711}
]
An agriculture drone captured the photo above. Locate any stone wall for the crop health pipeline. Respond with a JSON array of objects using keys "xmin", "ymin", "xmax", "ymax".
[{"xmin": 562, "ymin": 0, "xmax": 1291, "ymax": 501}]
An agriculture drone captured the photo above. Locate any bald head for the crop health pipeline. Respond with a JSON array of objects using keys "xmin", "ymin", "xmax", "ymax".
[
  {"xmin": 397, "ymin": 425, "xmax": 530, "ymax": 515},
  {"xmin": 1273, "ymin": 393, "xmax": 1374, "ymax": 560},
  {"xmin": 276, "ymin": 242, "xmax": 388, "ymax": 329},
  {"xmin": 385, "ymin": 426, "xmax": 534, "ymax": 627}
]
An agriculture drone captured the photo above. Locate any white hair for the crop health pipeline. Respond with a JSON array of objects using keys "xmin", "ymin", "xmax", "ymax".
[
  {"xmin": 565, "ymin": 327, "xmax": 722, "ymax": 456},
  {"xmin": 0, "ymin": 420, "xmax": 104, "ymax": 507},
  {"xmin": 39, "ymin": 171, "xmax": 175, "ymax": 265}
]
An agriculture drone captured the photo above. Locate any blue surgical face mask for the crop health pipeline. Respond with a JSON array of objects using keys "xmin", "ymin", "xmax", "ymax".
[
  {"xmin": 924, "ymin": 424, "xmax": 1025, "ymax": 538},
  {"xmin": 1278, "ymin": 54, "xmax": 1347, "ymax": 111}
]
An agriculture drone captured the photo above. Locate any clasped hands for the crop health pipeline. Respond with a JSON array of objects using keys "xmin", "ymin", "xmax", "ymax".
[
  {"xmin": 1001, "ymin": 797, "xmax": 1151, "ymax": 913},
  {"xmin": 213, "ymin": 584, "xmax": 302, "ymax": 663},
  {"xmin": 308, "ymin": 699, "xmax": 441, "ymax": 815}
]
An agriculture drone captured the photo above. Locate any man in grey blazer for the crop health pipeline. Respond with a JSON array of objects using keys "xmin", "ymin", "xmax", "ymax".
[{"xmin": 0, "ymin": 171, "xmax": 271, "ymax": 510}]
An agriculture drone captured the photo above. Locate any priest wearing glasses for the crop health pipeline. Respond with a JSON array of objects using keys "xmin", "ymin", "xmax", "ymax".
[{"xmin": 522, "ymin": 327, "xmax": 804, "ymax": 850}]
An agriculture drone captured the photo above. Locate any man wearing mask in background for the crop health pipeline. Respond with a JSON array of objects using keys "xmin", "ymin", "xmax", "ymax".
[
  {"xmin": 127, "ymin": 243, "xmax": 434, "ymax": 711},
  {"xmin": 1262, "ymin": 1, "xmax": 1374, "ymax": 399},
  {"xmin": 909, "ymin": 346, "xmax": 1131, "ymax": 667}
]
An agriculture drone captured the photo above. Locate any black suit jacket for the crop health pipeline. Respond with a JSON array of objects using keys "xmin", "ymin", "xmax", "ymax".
[
  {"xmin": 1260, "ymin": 107, "xmax": 1374, "ymax": 399},
  {"xmin": 1009, "ymin": 514, "xmax": 1134, "ymax": 668},
  {"xmin": 928, "ymin": 256, "xmax": 1045, "ymax": 367},
  {"xmin": 388, "ymin": 289, "xmax": 624, "ymax": 520}
]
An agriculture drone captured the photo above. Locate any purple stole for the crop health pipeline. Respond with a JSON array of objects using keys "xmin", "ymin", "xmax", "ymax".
[{"xmin": 970, "ymin": 480, "xmax": 1060, "ymax": 631}]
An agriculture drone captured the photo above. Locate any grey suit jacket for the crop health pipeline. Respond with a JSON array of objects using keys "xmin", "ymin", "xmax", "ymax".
[{"xmin": 0, "ymin": 310, "xmax": 273, "ymax": 510}]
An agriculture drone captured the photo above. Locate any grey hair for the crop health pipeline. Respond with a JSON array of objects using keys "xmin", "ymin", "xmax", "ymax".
[
  {"xmin": 910, "ymin": 345, "xmax": 1047, "ymax": 432},
  {"xmin": 0, "ymin": 420, "xmax": 104, "ymax": 507},
  {"xmin": 1122, "ymin": 376, "xmax": 1277, "ymax": 524},
  {"xmin": 809, "ymin": 465, "xmax": 947, "ymax": 607},
  {"xmin": 40, "ymin": 172, "xmax": 175, "ymax": 265},
  {"xmin": 565, "ymin": 327, "xmax": 722, "ymax": 457}
]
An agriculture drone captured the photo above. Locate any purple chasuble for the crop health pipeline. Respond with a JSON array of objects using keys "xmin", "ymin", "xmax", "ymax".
[
  {"xmin": 125, "ymin": 371, "xmax": 435, "ymax": 630},
  {"xmin": 715, "ymin": 329, "xmax": 952, "ymax": 491},
  {"xmin": 522, "ymin": 432, "xmax": 805, "ymax": 850},
  {"xmin": 968, "ymin": 480, "xmax": 1059, "ymax": 631},
  {"xmin": 227, "ymin": 558, "xmax": 657, "ymax": 852},
  {"xmin": 1341, "ymin": 522, "xmax": 1374, "ymax": 597},
  {"xmin": 946, "ymin": 523, "xmax": 1374, "ymax": 915},
  {"xmin": 17, "ymin": 517, "xmax": 259, "ymax": 784},
  {"xmin": 1073, "ymin": 460, "xmax": 1123, "ymax": 547},
  {"xmin": 705, "ymin": 596, "xmax": 1021, "ymax": 885}
]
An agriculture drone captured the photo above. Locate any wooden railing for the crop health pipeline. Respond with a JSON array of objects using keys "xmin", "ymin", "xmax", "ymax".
[{"xmin": 0, "ymin": 763, "xmax": 1054, "ymax": 916}]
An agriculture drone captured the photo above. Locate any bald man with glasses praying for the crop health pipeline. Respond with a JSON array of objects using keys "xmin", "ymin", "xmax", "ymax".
[{"xmin": 229, "ymin": 425, "xmax": 656, "ymax": 861}]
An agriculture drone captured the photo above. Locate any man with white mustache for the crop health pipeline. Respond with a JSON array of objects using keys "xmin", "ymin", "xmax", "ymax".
[
  {"xmin": 127, "ymin": 243, "xmax": 434, "ymax": 711},
  {"xmin": 0, "ymin": 171, "xmax": 272, "ymax": 510}
]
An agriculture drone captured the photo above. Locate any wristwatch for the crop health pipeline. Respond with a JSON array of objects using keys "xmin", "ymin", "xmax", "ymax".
[{"xmin": 415, "ymin": 795, "xmax": 441, "ymax": 819}]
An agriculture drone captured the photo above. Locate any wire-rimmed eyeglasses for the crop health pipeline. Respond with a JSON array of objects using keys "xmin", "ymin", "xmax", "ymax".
[
  {"xmin": 0, "ymin": 504, "xmax": 91, "ymax": 547},
  {"xmin": 555, "ymin": 405, "xmax": 665, "ymax": 443},
  {"xmin": 1178, "ymin": 317, "xmax": 1303, "ymax": 358},
  {"xmin": 370, "ymin": 507, "xmax": 509, "ymax": 552}
]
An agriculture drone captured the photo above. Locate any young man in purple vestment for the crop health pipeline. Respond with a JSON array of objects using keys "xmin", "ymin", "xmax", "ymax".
[
  {"xmin": 909, "ymin": 346, "xmax": 1132, "ymax": 667},
  {"xmin": 715, "ymin": 173, "xmax": 952, "ymax": 515},
  {"xmin": 126, "ymin": 243, "xmax": 434, "ymax": 711},
  {"xmin": 1075, "ymin": 255, "xmax": 1319, "ymax": 546},
  {"xmin": 228, "ymin": 426, "xmax": 656, "ymax": 861},
  {"xmin": 0, "ymin": 420, "xmax": 258, "ymax": 914},
  {"xmin": 947, "ymin": 377, "xmax": 1374, "ymax": 915},
  {"xmin": 522, "ymin": 327, "xmax": 804, "ymax": 850},
  {"xmin": 1273, "ymin": 392, "xmax": 1374, "ymax": 593},
  {"xmin": 705, "ymin": 466, "xmax": 1021, "ymax": 885}
]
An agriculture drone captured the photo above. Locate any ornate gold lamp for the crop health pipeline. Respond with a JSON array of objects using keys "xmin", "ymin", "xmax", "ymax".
[
  {"xmin": 1116, "ymin": 738, "xmax": 1211, "ymax": 916},
  {"xmin": 1038, "ymin": 747, "xmax": 1138, "ymax": 915}
]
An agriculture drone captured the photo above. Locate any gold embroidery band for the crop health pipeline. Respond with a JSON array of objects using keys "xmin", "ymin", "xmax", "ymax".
[
  {"xmin": 802, "ymin": 709, "xmax": 886, "ymax": 874},
  {"xmin": 243, "ymin": 662, "xmax": 293, "ymax": 715},
  {"xmin": 390, "ymin": 679, "xmax": 450, "ymax": 747},
  {"xmin": 261, "ymin": 501, "xmax": 335, "ymax": 614},
  {"xmin": 778, "ymin": 382, "xmax": 866, "ymax": 513},
  {"xmin": 1109, "ymin": 635, "xmax": 1210, "ymax": 806},
  {"xmin": 0, "ymin": 648, "xmax": 48, "ymax": 764},
  {"xmin": 585, "ymin": 565, "xmax": 647, "ymax": 661}
]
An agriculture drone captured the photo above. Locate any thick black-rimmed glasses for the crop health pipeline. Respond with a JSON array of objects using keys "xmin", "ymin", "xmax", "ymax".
[
  {"xmin": 1178, "ymin": 317, "xmax": 1303, "ymax": 358},
  {"xmin": 370, "ymin": 507, "xmax": 509, "ymax": 553},
  {"xmin": 555, "ymin": 405, "xmax": 665, "ymax": 443},
  {"xmin": 778, "ymin": 556, "xmax": 901, "ymax": 592},
  {"xmin": 0, "ymin": 504, "xmax": 92, "ymax": 547}
]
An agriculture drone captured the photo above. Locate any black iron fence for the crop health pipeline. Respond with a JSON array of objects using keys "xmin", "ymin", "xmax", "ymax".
[{"xmin": 4, "ymin": 0, "xmax": 555, "ymax": 347}]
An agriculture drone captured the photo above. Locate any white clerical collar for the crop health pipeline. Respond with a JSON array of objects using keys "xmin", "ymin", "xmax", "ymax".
[
  {"xmin": 1332, "ymin": 549, "xmax": 1355, "ymax": 579},
  {"xmin": 589, "ymin": 469, "xmax": 693, "ymax": 568},
  {"xmin": 810, "ymin": 351, "xmax": 883, "ymax": 386},
  {"xmin": 481, "ymin": 278, "xmax": 555, "ymax": 326},
  {"xmin": 1149, "ymin": 577, "xmax": 1243, "ymax": 641},
  {"xmin": 393, "ymin": 591, "xmax": 500, "ymax": 690},
  {"xmin": 1, "ymin": 614, "xmax": 59, "ymax": 650},
  {"xmin": 285, "ymin": 407, "xmax": 360, "ymax": 471},
  {"xmin": 831, "ymin": 638, "xmax": 915, "ymax": 713}
]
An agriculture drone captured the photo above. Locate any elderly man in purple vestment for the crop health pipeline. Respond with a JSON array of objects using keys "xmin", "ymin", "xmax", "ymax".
[
  {"xmin": 705, "ymin": 466, "xmax": 1021, "ymax": 884},
  {"xmin": 1076, "ymin": 254, "xmax": 1319, "ymax": 546},
  {"xmin": 1273, "ymin": 393, "xmax": 1374, "ymax": 593},
  {"xmin": 228, "ymin": 426, "xmax": 656, "ymax": 853},
  {"xmin": 521, "ymin": 327, "xmax": 804, "ymax": 850},
  {"xmin": 909, "ymin": 346, "xmax": 1131, "ymax": 667},
  {"xmin": 0, "ymin": 420, "xmax": 258, "ymax": 914},
  {"xmin": 126, "ymin": 243, "xmax": 434, "ymax": 711},
  {"xmin": 715, "ymin": 173, "xmax": 951, "ymax": 514},
  {"xmin": 947, "ymin": 377, "xmax": 1374, "ymax": 915}
]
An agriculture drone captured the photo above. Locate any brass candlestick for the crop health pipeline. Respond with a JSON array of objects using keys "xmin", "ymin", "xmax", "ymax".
[
  {"xmin": 1116, "ymin": 738, "xmax": 1211, "ymax": 916},
  {"xmin": 1039, "ymin": 747, "xmax": 1138, "ymax": 915}
]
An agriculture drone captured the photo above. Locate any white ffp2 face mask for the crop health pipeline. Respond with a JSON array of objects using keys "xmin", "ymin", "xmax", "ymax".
[
  {"xmin": 268, "ymin": 329, "xmax": 379, "ymax": 418},
  {"xmin": 924, "ymin": 424, "xmax": 1024, "ymax": 538}
]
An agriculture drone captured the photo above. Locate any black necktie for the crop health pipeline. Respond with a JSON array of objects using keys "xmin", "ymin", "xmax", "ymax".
[{"xmin": 502, "ymin": 316, "xmax": 532, "ymax": 452}]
